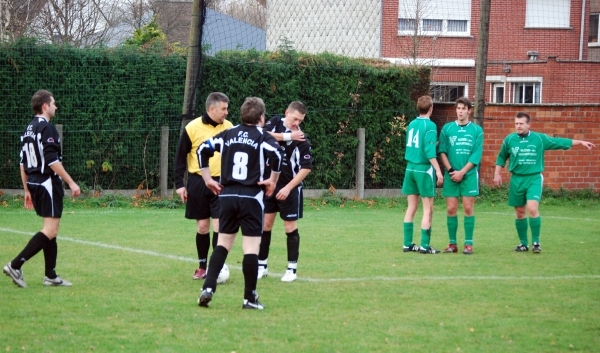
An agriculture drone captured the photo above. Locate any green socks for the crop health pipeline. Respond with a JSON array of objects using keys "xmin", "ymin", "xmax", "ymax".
[
  {"xmin": 464, "ymin": 216, "xmax": 475, "ymax": 246},
  {"xmin": 420, "ymin": 228, "xmax": 431, "ymax": 249},
  {"xmin": 447, "ymin": 216, "xmax": 458, "ymax": 245},
  {"xmin": 530, "ymin": 217, "xmax": 541, "ymax": 244},
  {"xmin": 515, "ymin": 218, "xmax": 529, "ymax": 246},
  {"xmin": 403, "ymin": 222, "xmax": 414, "ymax": 247}
]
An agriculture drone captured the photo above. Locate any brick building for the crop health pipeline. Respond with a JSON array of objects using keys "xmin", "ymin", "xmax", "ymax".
[{"xmin": 382, "ymin": 0, "xmax": 600, "ymax": 104}]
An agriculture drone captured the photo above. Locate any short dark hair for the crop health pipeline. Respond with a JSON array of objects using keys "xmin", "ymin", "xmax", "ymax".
[
  {"xmin": 416, "ymin": 96, "xmax": 433, "ymax": 115},
  {"xmin": 205, "ymin": 92, "xmax": 229, "ymax": 111},
  {"xmin": 516, "ymin": 111, "xmax": 531, "ymax": 123},
  {"xmin": 31, "ymin": 89, "xmax": 54, "ymax": 114},
  {"xmin": 240, "ymin": 97, "xmax": 265, "ymax": 125},
  {"xmin": 456, "ymin": 97, "xmax": 472, "ymax": 110},
  {"xmin": 287, "ymin": 101, "xmax": 306, "ymax": 115}
]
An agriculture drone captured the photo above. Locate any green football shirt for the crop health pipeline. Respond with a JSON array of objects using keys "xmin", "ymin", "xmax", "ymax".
[
  {"xmin": 438, "ymin": 121, "xmax": 484, "ymax": 176},
  {"xmin": 404, "ymin": 117, "xmax": 438, "ymax": 164},
  {"xmin": 495, "ymin": 131, "xmax": 572, "ymax": 175}
]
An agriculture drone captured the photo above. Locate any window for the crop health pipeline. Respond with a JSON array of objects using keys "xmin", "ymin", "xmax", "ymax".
[
  {"xmin": 398, "ymin": 18, "xmax": 416, "ymax": 31},
  {"xmin": 512, "ymin": 83, "xmax": 541, "ymax": 104},
  {"xmin": 590, "ymin": 14, "xmax": 599, "ymax": 44},
  {"xmin": 525, "ymin": 0, "xmax": 571, "ymax": 28},
  {"xmin": 492, "ymin": 83, "xmax": 505, "ymax": 103},
  {"xmin": 431, "ymin": 84, "xmax": 466, "ymax": 103},
  {"xmin": 398, "ymin": 0, "xmax": 471, "ymax": 36}
]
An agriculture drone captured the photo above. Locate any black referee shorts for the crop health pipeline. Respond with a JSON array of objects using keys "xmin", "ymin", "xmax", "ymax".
[
  {"xmin": 27, "ymin": 174, "xmax": 64, "ymax": 218},
  {"xmin": 218, "ymin": 185, "xmax": 264, "ymax": 237},
  {"xmin": 264, "ymin": 184, "xmax": 303, "ymax": 221},
  {"xmin": 185, "ymin": 173, "xmax": 220, "ymax": 220}
]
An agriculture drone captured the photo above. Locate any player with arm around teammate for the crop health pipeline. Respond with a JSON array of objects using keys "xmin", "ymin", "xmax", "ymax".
[
  {"xmin": 197, "ymin": 97, "xmax": 282, "ymax": 310},
  {"xmin": 257, "ymin": 101, "xmax": 312, "ymax": 282},
  {"xmin": 402, "ymin": 96, "xmax": 444, "ymax": 254},
  {"xmin": 173, "ymin": 92, "xmax": 233, "ymax": 280},
  {"xmin": 494, "ymin": 112, "xmax": 595, "ymax": 253},
  {"xmin": 438, "ymin": 97, "xmax": 483, "ymax": 255},
  {"xmin": 3, "ymin": 89, "xmax": 81, "ymax": 288}
]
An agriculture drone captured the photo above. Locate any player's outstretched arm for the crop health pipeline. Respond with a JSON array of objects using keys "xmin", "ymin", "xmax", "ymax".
[
  {"xmin": 572, "ymin": 140, "xmax": 596, "ymax": 150},
  {"xmin": 267, "ymin": 130, "xmax": 305, "ymax": 142}
]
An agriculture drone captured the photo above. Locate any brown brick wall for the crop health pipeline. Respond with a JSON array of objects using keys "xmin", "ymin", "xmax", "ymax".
[{"xmin": 432, "ymin": 104, "xmax": 600, "ymax": 190}]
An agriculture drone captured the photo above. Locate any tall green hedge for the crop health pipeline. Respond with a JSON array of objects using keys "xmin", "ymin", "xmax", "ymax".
[{"xmin": 0, "ymin": 40, "xmax": 429, "ymax": 191}]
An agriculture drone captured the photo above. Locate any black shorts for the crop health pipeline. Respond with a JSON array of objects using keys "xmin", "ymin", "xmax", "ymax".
[
  {"xmin": 264, "ymin": 184, "xmax": 303, "ymax": 221},
  {"xmin": 185, "ymin": 174, "xmax": 220, "ymax": 220},
  {"xmin": 218, "ymin": 185, "xmax": 264, "ymax": 237},
  {"xmin": 27, "ymin": 174, "xmax": 64, "ymax": 218}
]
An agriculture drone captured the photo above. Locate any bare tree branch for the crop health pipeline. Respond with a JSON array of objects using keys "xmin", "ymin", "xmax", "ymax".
[
  {"xmin": 0, "ymin": 0, "xmax": 45, "ymax": 40},
  {"xmin": 28, "ymin": 0, "xmax": 121, "ymax": 47}
]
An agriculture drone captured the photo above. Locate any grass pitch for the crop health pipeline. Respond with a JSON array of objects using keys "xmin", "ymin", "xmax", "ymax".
[{"xmin": 1, "ymin": 198, "xmax": 599, "ymax": 352}]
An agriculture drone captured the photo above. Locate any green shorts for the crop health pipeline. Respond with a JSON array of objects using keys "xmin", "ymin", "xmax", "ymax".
[
  {"xmin": 508, "ymin": 173, "xmax": 543, "ymax": 207},
  {"xmin": 442, "ymin": 170, "xmax": 480, "ymax": 198},
  {"xmin": 402, "ymin": 163, "xmax": 436, "ymax": 197}
]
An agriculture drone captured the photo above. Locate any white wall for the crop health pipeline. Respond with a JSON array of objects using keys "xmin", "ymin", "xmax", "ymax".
[{"xmin": 266, "ymin": 0, "xmax": 381, "ymax": 58}]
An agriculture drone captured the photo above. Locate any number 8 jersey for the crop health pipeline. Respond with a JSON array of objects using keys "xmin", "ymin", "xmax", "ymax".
[
  {"xmin": 20, "ymin": 116, "xmax": 62, "ymax": 176},
  {"xmin": 197, "ymin": 124, "xmax": 283, "ymax": 187}
]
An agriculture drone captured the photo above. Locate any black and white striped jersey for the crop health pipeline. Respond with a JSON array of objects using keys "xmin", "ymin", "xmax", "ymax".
[
  {"xmin": 197, "ymin": 124, "xmax": 283, "ymax": 187},
  {"xmin": 19, "ymin": 116, "xmax": 62, "ymax": 176},
  {"xmin": 264, "ymin": 116, "xmax": 312, "ymax": 184}
]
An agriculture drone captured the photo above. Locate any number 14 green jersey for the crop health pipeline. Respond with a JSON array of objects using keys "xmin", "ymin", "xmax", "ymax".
[{"xmin": 404, "ymin": 117, "xmax": 438, "ymax": 164}]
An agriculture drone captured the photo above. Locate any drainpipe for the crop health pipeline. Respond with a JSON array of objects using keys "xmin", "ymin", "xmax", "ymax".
[{"xmin": 579, "ymin": 0, "xmax": 586, "ymax": 60}]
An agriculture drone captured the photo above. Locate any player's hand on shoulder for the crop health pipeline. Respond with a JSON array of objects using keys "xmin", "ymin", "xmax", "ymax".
[{"xmin": 291, "ymin": 131, "xmax": 305, "ymax": 141}]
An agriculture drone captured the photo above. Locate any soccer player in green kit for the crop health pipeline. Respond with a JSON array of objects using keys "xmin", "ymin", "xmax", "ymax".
[
  {"xmin": 402, "ymin": 96, "xmax": 444, "ymax": 254},
  {"xmin": 494, "ymin": 112, "xmax": 595, "ymax": 253},
  {"xmin": 438, "ymin": 97, "xmax": 483, "ymax": 255}
]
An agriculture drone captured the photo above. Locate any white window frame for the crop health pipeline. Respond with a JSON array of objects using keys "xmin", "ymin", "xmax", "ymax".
[
  {"xmin": 492, "ymin": 83, "xmax": 506, "ymax": 103},
  {"xmin": 589, "ymin": 13, "xmax": 600, "ymax": 47},
  {"xmin": 507, "ymin": 77, "xmax": 543, "ymax": 104},
  {"xmin": 486, "ymin": 76, "xmax": 506, "ymax": 103},
  {"xmin": 398, "ymin": 0, "xmax": 471, "ymax": 37},
  {"xmin": 430, "ymin": 82, "xmax": 468, "ymax": 103},
  {"xmin": 525, "ymin": 0, "xmax": 571, "ymax": 29},
  {"xmin": 398, "ymin": 18, "xmax": 471, "ymax": 37}
]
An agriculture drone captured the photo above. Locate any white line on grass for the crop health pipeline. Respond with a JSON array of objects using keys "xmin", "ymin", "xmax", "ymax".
[{"xmin": 2, "ymin": 227, "xmax": 600, "ymax": 282}]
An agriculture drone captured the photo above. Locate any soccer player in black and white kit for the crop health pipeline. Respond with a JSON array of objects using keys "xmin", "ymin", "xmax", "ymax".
[
  {"xmin": 197, "ymin": 97, "xmax": 282, "ymax": 310},
  {"xmin": 258, "ymin": 101, "xmax": 312, "ymax": 282},
  {"xmin": 3, "ymin": 90, "xmax": 81, "ymax": 288}
]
